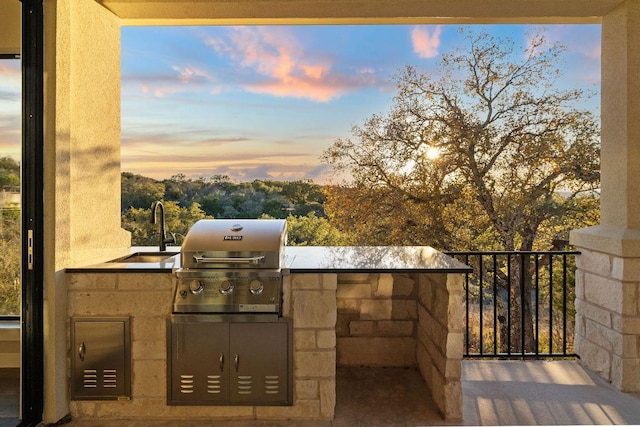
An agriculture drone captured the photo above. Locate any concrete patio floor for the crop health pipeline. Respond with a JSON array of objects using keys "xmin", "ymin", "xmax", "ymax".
[{"xmin": 5, "ymin": 360, "xmax": 640, "ymax": 426}]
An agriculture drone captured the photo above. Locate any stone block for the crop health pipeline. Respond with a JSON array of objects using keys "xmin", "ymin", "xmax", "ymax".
[
  {"xmin": 445, "ymin": 332, "xmax": 464, "ymax": 359},
  {"xmin": 336, "ymin": 298, "xmax": 358, "ymax": 313},
  {"xmin": 576, "ymin": 337, "xmax": 612, "ymax": 382},
  {"xmin": 442, "ymin": 381, "xmax": 462, "ymax": 420},
  {"xmin": 612, "ymin": 355, "xmax": 640, "ymax": 393},
  {"xmin": 132, "ymin": 359, "xmax": 165, "ymax": 398},
  {"xmin": 360, "ymin": 299, "xmax": 392, "ymax": 320},
  {"xmin": 612, "ymin": 314, "xmax": 640, "ymax": 334},
  {"xmin": 575, "ymin": 270, "xmax": 585, "ymax": 299},
  {"xmin": 295, "ymin": 379, "xmax": 318, "ymax": 399},
  {"xmin": 584, "ymin": 273, "xmax": 623, "ymax": 313},
  {"xmin": 291, "ymin": 274, "xmax": 322, "ymax": 290},
  {"xmin": 131, "ymin": 317, "xmax": 166, "ymax": 344},
  {"xmin": 295, "ymin": 350, "xmax": 336, "ymax": 378},
  {"xmin": 392, "ymin": 274, "xmax": 416, "ymax": 297},
  {"xmin": 293, "ymin": 290, "xmax": 336, "ymax": 329},
  {"xmin": 320, "ymin": 379, "xmax": 336, "ymax": 418},
  {"xmin": 295, "ymin": 330, "xmax": 316, "ymax": 350},
  {"xmin": 377, "ymin": 320, "xmax": 414, "ymax": 336},
  {"xmin": 68, "ymin": 290, "xmax": 172, "ymax": 317},
  {"xmin": 575, "ymin": 298, "xmax": 612, "ymax": 328},
  {"xmin": 374, "ymin": 273, "xmax": 394, "ymax": 297},
  {"xmin": 611, "ymin": 256, "xmax": 640, "ymax": 281},
  {"xmin": 132, "ymin": 339, "xmax": 165, "ymax": 361},
  {"xmin": 322, "ymin": 274, "xmax": 338, "ymax": 291},
  {"xmin": 337, "ymin": 337, "xmax": 416, "ymax": 367},
  {"xmin": 575, "ymin": 250, "xmax": 611, "ymax": 277},
  {"xmin": 585, "ymin": 318, "xmax": 622, "ymax": 354},
  {"xmin": 118, "ymin": 273, "xmax": 173, "ymax": 291},
  {"xmin": 446, "ymin": 274, "xmax": 464, "ymax": 293},
  {"xmin": 338, "ymin": 273, "xmax": 372, "ymax": 284},
  {"xmin": 68, "ymin": 273, "xmax": 117, "ymax": 290},
  {"xmin": 336, "ymin": 283, "xmax": 371, "ymax": 299},
  {"xmin": 349, "ymin": 320, "xmax": 374, "ymax": 335},
  {"xmin": 316, "ymin": 330, "xmax": 336, "ymax": 349},
  {"xmin": 392, "ymin": 300, "xmax": 418, "ymax": 320}
]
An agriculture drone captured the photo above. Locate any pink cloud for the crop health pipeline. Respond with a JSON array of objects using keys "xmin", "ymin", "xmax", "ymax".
[
  {"xmin": 205, "ymin": 27, "xmax": 374, "ymax": 103},
  {"xmin": 411, "ymin": 26, "xmax": 442, "ymax": 59}
]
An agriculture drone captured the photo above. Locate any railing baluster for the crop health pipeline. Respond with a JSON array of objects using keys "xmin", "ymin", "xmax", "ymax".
[
  {"xmin": 464, "ymin": 253, "xmax": 470, "ymax": 356},
  {"xmin": 520, "ymin": 252, "xmax": 525, "ymax": 356},
  {"xmin": 507, "ymin": 253, "xmax": 511, "ymax": 356},
  {"xmin": 563, "ymin": 253, "xmax": 568, "ymax": 355},
  {"xmin": 549, "ymin": 254, "xmax": 554, "ymax": 356},
  {"xmin": 445, "ymin": 250, "xmax": 578, "ymax": 359},
  {"xmin": 535, "ymin": 254, "xmax": 539, "ymax": 356},
  {"xmin": 493, "ymin": 254, "xmax": 498, "ymax": 355},
  {"xmin": 479, "ymin": 255, "xmax": 484, "ymax": 355}
]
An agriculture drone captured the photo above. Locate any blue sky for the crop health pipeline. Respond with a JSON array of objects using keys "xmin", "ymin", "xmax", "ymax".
[{"xmin": 0, "ymin": 24, "xmax": 601, "ymax": 184}]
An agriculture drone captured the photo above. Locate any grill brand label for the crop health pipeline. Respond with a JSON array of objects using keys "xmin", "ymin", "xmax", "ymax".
[{"xmin": 224, "ymin": 235, "xmax": 243, "ymax": 241}]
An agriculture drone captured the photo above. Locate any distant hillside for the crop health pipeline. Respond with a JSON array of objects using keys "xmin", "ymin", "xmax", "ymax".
[{"xmin": 121, "ymin": 172, "xmax": 326, "ymax": 219}]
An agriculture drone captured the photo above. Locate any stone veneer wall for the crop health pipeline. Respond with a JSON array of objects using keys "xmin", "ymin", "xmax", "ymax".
[
  {"xmin": 336, "ymin": 273, "xmax": 417, "ymax": 367},
  {"xmin": 66, "ymin": 272, "xmax": 337, "ymax": 422},
  {"xmin": 574, "ymin": 249, "xmax": 640, "ymax": 392},
  {"xmin": 415, "ymin": 273, "xmax": 464, "ymax": 420},
  {"xmin": 335, "ymin": 272, "xmax": 463, "ymax": 420}
]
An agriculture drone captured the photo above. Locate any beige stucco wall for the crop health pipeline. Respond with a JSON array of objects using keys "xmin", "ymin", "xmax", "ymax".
[{"xmin": 44, "ymin": 0, "xmax": 131, "ymax": 422}]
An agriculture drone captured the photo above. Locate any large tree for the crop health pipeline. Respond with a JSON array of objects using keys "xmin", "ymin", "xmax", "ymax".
[{"xmin": 322, "ymin": 29, "xmax": 600, "ymax": 353}]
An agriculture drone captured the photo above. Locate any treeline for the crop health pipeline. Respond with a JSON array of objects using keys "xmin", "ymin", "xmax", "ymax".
[
  {"xmin": 0, "ymin": 157, "xmax": 21, "ymax": 316},
  {"xmin": 121, "ymin": 172, "xmax": 349, "ymax": 247}
]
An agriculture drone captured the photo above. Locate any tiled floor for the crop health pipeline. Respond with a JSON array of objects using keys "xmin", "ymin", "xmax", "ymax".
[
  {"xmin": 4, "ymin": 362, "xmax": 640, "ymax": 426},
  {"xmin": 0, "ymin": 368, "xmax": 19, "ymax": 427}
]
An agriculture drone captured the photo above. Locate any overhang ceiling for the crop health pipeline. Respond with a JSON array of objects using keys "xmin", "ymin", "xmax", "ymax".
[{"xmin": 96, "ymin": 0, "xmax": 622, "ymax": 25}]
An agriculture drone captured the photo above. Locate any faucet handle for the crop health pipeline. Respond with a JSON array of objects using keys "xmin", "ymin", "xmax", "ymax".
[{"xmin": 164, "ymin": 232, "xmax": 177, "ymax": 246}]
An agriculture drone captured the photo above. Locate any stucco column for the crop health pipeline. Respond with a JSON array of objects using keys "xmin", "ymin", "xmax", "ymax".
[{"xmin": 570, "ymin": 0, "xmax": 640, "ymax": 392}]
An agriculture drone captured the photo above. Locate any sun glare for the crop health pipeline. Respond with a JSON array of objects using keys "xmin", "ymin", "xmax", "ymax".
[{"xmin": 425, "ymin": 146, "xmax": 440, "ymax": 160}]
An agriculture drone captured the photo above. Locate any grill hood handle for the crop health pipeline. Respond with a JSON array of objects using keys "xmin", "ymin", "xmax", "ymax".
[{"xmin": 193, "ymin": 255, "xmax": 266, "ymax": 265}]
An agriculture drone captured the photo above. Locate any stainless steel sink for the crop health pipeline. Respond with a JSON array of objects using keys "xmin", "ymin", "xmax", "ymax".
[{"xmin": 108, "ymin": 252, "xmax": 178, "ymax": 263}]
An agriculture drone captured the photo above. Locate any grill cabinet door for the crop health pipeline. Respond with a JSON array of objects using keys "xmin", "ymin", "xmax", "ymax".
[
  {"xmin": 229, "ymin": 321, "xmax": 290, "ymax": 404},
  {"xmin": 71, "ymin": 318, "xmax": 131, "ymax": 400},
  {"xmin": 168, "ymin": 320, "xmax": 229, "ymax": 404}
]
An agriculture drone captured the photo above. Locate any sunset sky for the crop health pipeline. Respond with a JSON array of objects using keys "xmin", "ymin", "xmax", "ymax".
[{"xmin": 0, "ymin": 24, "xmax": 601, "ymax": 184}]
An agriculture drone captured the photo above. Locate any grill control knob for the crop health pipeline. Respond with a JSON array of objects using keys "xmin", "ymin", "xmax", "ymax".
[
  {"xmin": 189, "ymin": 280, "xmax": 204, "ymax": 295},
  {"xmin": 219, "ymin": 280, "xmax": 234, "ymax": 295},
  {"xmin": 249, "ymin": 279, "xmax": 264, "ymax": 295}
]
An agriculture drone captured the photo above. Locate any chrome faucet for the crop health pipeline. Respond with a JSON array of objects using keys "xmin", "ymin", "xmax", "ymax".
[{"xmin": 151, "ymin": 201, "xmax": 176, "ymax": 251}]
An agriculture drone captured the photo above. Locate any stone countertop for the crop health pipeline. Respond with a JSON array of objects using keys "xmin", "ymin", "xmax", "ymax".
[{"xmin": 65, "ymin": 246, "xmax": 471, "ymax": 274}]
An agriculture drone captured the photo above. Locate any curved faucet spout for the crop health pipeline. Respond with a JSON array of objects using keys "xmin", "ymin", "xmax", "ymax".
[{"xmin": 151, "ymin": 201, "xmax": 176, "ymax": 251}]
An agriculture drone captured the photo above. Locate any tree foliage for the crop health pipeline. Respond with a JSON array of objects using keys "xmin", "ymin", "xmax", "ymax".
[
  {"xmin": 322, "ymin": 29, "xmax": 601, "ymax": 354},
  {"xmin": 0, "ymin": 157, "xmax": 20, "ymax": 315},
  {"xmin": 323, "ymin": 29, "xmax": 600, "ymax": 252}
]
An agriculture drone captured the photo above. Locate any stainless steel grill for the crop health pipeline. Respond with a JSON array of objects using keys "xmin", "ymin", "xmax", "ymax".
[
  {"xmin": 172, "ymin": 219, "xmax": 287, "ymax": 315},
  {"xmin": 168, "ymin": 219, "xmax": 292, "ymax": 407}
]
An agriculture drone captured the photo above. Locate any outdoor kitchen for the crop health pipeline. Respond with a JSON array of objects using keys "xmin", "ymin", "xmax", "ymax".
[{"xmin": 65, "ymin": 218, "xmax": 471, "ymax": 423}]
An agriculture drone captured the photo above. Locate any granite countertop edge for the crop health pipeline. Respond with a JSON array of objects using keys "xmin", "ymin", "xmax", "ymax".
[{"xmin": 65, "ymin": 246, "xmax": 472, "ymax": 274}]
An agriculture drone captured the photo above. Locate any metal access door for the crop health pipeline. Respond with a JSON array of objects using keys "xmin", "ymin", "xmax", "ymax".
[
  {"xmin": 70, "ymin": 318, "xmax": 131, "ymax": 400},
  {"xmin": 167, "ymin": 318, "xmax": 230, "ymax": 404},
  {"xmin": 229, "ymin": 321, "xmax": 290, "ymax": 405}
]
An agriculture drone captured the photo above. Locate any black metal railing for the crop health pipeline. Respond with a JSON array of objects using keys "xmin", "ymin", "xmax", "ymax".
[{"xmin": 446, "ymin": 251, "xmax": 579, "ymax": 359}]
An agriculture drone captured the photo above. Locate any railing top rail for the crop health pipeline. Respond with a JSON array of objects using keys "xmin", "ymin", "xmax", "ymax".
[{"xmin": 446, "ymin": 250, "xmax": 580, "ymax": 256}]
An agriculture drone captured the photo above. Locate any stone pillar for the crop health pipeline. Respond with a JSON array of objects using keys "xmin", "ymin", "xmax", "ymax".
[{"xmin": 570, "ymin": 0, "xmax": 640, "ymax": 392}]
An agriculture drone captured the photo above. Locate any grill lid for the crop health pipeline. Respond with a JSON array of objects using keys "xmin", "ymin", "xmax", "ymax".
[{"xmin": 180, "ymin": 219, "xmax": 287, "ymax": 270}]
